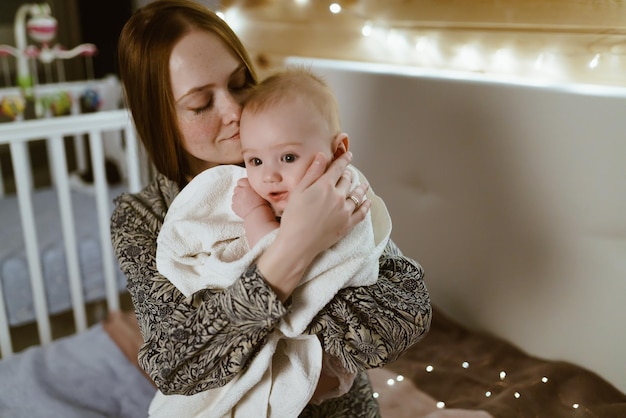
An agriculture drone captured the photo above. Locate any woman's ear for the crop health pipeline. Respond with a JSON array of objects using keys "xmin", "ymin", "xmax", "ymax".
[{"xmin": 332, "ymin": 132, "xmax": 350, "ymax": 160}]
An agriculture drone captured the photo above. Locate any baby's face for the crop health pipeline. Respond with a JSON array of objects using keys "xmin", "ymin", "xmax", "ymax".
[{"xmin": 240, "ymin": 99, "xmax": 334, "ymax": 216}]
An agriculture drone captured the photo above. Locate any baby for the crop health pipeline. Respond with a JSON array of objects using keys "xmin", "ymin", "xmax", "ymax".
[{"xmin": 233, "ymin": 67, "xmax": 355, "ymax": 247}]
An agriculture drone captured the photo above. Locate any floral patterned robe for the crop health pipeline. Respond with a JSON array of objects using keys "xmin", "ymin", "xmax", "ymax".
[{"xmin": 111, "ymin": 173, "xmax": 431, "ymax": 418}]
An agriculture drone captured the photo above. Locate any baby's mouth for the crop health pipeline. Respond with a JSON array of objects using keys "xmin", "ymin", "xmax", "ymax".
[{"xmin": 268, "ymin": 191, "xmax": 288, "ymax": 202}]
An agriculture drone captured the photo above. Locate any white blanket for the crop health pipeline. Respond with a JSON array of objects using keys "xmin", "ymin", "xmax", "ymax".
[{"xmin": 153, "ymin": 164, "xmax": 391, "ymax": 418}]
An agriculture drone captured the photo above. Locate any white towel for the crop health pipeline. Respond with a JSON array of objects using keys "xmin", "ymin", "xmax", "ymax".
[{"xmin": 153, "ymin": 164, "xmax": 391, "ymax": 418}]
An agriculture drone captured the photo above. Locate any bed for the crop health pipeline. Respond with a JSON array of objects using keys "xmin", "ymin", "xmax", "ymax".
[{"xmin": 0, "ymin": 61, "xmax": 625, "ymax": 417}]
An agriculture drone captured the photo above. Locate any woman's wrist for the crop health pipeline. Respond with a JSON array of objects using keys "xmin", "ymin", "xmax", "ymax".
[{"xmin": 256, "ymin": 230, "xmax": 316, "ymax": 302}]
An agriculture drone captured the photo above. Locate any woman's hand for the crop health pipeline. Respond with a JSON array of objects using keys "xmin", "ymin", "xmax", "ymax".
[
  {"xmin": 279, "ymin": 151, "xmax": 370, "ymax": 257},
  {"xmin": 256, "ymin": 151, "xmax": 371, "ymax": 301}
]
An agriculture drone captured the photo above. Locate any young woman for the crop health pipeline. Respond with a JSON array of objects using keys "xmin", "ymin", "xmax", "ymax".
[{"xmin": 112, "ymin": 1, "xmax": 432, "ymax": 416}]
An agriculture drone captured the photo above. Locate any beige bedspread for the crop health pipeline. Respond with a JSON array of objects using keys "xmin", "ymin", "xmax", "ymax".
[{"xmin": 373, "ymin": 306, "xmax": 626, "ymax": 418}]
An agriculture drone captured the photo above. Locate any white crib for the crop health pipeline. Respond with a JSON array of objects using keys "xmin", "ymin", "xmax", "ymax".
[{"xmin": 0, "ymin": 107, "xmax": 145, "ymax": 357}]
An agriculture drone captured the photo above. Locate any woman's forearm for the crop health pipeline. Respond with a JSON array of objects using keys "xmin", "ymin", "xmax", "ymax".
[
  {"xmin": 308, "ymin": 242, "xmax": 432, "ymax": 372},
  {"xmin": 256, "ymin": 229, "xmax": 317, "ymax": 302},
  {"xmin": 132, "ymin": 271, "xmax": 287, "ymax": 395}
]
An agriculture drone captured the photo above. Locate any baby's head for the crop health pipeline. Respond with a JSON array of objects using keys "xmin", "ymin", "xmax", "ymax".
[{"xmin": 240, "ymin": 68, "xmax": 349, "ymax": 216}]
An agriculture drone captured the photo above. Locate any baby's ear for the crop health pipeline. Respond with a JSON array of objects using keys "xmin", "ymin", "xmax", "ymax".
[{"xmin": 332, "ymin": 132, "xmax": 350, "ymax": 160}]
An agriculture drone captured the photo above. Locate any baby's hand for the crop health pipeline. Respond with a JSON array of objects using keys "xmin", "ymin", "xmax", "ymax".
[{"xmin": 232, "ymin": 178, "xmax": 271, "ymax": 219}]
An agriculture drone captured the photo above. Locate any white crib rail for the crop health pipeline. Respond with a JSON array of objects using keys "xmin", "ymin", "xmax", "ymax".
[{"xmin": 0, "ymin": 109, "xmax": 143, "ymax": 356}]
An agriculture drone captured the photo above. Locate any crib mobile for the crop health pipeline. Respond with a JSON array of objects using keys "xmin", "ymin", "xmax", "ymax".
[
  {"xmin": 0, "ymin": 3, "xmax": 127, "ymax": 198},
  {"xmin": 0, "ymin": 3, "xmax": 101, "ymax": 122}
]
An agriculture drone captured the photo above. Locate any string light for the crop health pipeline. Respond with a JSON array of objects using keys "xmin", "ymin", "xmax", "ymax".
[
  {"xmin": 368, "ymin": 365, "xmax": 586, "ymax": 414},
  {"xmin": 376, "ymin": 365, "xmax": 584, "ymax": 411},
  {"xmin": 491, "ymin": 47, "xmax": 515, "ymax": 73},
  {"xmin": 329, "ymin": 3, "xmax": 342, "ymax": 14},
  {"xmin": 414, "ymin": 35, "xmax": 443, "ymax": 67},
  {"xmin": 534, "ymin": 53, "xmax": 545, "ymax": 70},
  {"xmin": 453, "ymin": 43, "xmax": 482, "ymax": 71},
  {"xmin": 361, "ymin": 22, "xmax": 372, "ymax": 37},
  {"xmin": 218, "ymin": 1, "xmax": 625, "ymax": 87}
]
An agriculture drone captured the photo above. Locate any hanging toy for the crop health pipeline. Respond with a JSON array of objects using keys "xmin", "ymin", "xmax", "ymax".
[
  {"xmin": 50, "ymin": 90, "xmax": 72, "ymax": 116},
  {"xmin": 0, "ymin": 95, "xmax": 26, "ymax": 121},
  {"xmin": 41, "ymin": 90, "xmax": 72, "ymax": 117},
  {"xmin": 80, "ymin": 88, "xmax": 101, "ymax": 113}
]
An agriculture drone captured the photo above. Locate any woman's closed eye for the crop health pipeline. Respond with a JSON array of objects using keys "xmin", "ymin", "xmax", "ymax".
[{"xmin": 190, "ymin": 98, "xmax": 213, "ymax": 115}]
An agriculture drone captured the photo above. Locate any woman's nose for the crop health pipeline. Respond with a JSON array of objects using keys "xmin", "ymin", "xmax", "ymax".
[{"xmin": 220, "ymin": 92, "xmax": 242, "ymax": 124}]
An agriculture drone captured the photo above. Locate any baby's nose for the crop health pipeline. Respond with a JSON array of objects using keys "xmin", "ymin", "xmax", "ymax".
[{"xmin": 263, "ymin": 167, "xmax": 281, "ymax": 183}]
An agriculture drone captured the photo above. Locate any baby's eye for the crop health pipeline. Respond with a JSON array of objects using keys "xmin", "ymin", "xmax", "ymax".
[
  {"xmin": 249, "ymin": 157, "xmax": 262, "ymax": 166},
  {"xmin": 281, "ymin": 154, "xmax": 297, "ymax": 163}
]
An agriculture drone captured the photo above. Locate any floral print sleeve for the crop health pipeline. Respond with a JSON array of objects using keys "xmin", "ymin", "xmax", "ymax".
[
  {"xmin": 111, "ymin": 174, "xmax": 431, "ymax": 400},
  {"xmin": 111, "ymin": 175, "xmax": 288, "ymax": 395},
  {"xmin": 306, "ymin": 240, "xmax": 431, "ymax": 373}
]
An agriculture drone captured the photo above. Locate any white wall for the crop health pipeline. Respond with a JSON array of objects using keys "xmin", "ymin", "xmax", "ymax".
[{"xmin": 288, "ymin": 57, "xmax": 626, "ymax": 393}]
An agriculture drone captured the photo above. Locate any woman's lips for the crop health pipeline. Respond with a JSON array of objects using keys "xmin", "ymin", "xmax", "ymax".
[{"xmin": 223, "ymin": 132, "xmax": 240, "ymax": 141}]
